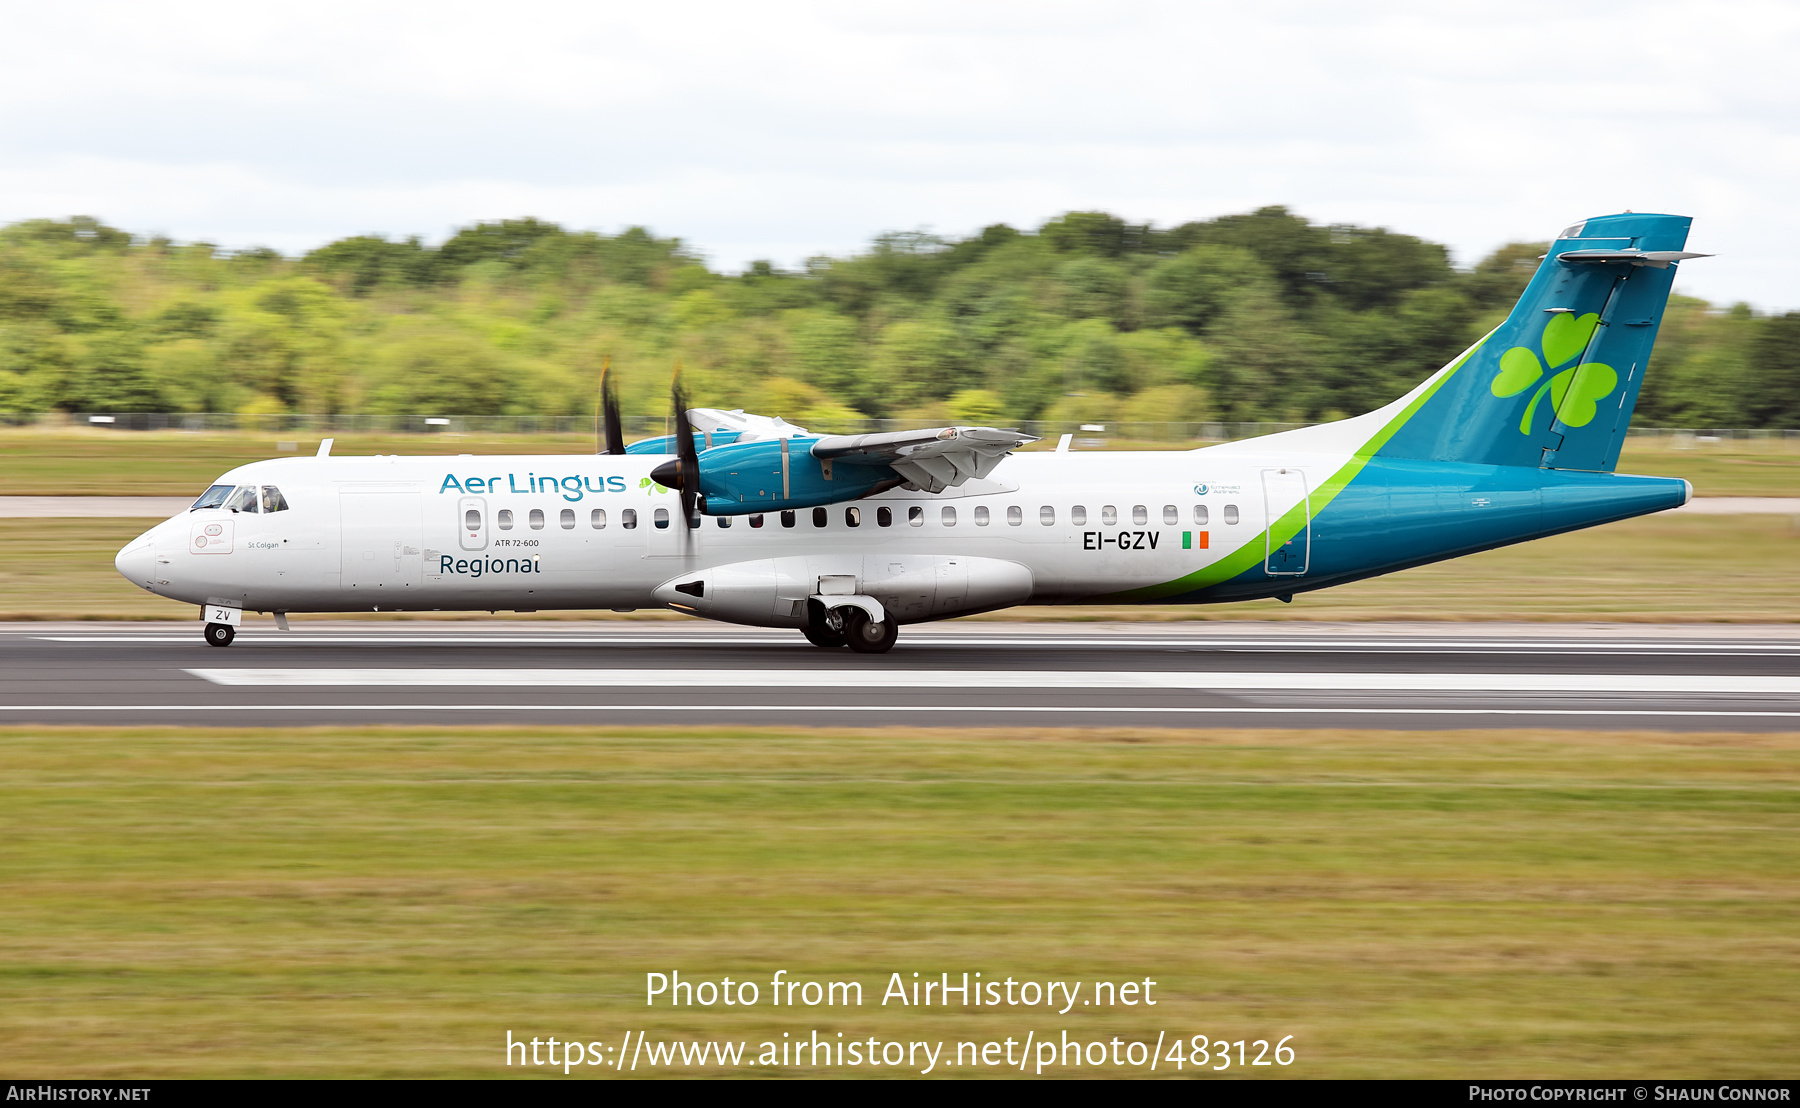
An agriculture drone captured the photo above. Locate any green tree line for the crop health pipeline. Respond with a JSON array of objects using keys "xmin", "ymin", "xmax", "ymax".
[{"xmin": 0, "ymin": 210, "xmax": 1793, "ymax": 428}]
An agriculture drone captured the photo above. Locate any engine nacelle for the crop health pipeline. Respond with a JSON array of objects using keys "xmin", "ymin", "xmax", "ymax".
[
  {"xmin": 652, "ymin": 555, "xmax": 1035, "ymax": 628},
  {"xmin": 625, "ymin": 408, "xmax": 810, "ymax": 456},
  {"xmin": 687, "ymin": 437, "xmax": 898, "ymax": 516},
  {"xmin": 624, "ymin": 428, "xmax": 744, "ymax": 455}
]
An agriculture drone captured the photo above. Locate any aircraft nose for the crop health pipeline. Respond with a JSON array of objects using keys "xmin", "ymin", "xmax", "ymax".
[{"xmin": 115, "ymin": 535, "xmax": 157, "ymax": 589}]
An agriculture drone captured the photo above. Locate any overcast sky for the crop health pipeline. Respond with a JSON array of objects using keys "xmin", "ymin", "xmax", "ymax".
[{"xmin": 2, "ymin": 0, "xmax": 1795, "ymax": 307}]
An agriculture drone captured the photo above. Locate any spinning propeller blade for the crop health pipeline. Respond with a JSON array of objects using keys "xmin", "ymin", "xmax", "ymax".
[
  {"xmin": 598, "ymin": 358, "xmax": 626, "ymax": 455},
  {"xmin": 671, "ymin": 377, "xmax": 701, "ymax": 524},
  {"xmin": 648, "ymin": 369, "xmax": 703, "ymax": 537}
]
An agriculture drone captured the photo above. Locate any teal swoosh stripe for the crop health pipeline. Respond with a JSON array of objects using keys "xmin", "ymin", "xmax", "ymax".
[{"xmin": 1093, "ymin": 334, "xmax": 1490, "ymax": 603}]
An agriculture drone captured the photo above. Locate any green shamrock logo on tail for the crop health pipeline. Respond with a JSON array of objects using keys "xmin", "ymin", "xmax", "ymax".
[{"xmin": 1490, "ymin": 312, "xmax": 1617, "ymax": 434}]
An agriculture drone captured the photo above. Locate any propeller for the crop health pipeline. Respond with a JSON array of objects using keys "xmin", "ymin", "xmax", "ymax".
[
  {"xmin": 597, "ymin": 357, "xmax": 626, "ymax": 455},
  {"xmin": 648, "ymin": 371, "xmax": 703, "ymax": 528},
  {"xmin": 672, "ymin": 378, "xmax": 701, "ymax": 525}
]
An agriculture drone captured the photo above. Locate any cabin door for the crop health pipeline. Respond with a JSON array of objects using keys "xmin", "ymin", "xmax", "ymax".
[{"xmin": 1261, "ymin": 468, "xmax": 1310, "ymax": 576}]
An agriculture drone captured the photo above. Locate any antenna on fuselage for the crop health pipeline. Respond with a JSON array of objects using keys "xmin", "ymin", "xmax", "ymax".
[{"xmin": 317, "ymin": 438, "xmax": 333, "ymax": 457}]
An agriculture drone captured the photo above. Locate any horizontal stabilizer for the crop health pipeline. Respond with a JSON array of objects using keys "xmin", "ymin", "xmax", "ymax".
[
  {"xmin": 1558, "ymin": 249, "xmax": 1712, "ymax": 269},
  {"xmin": 811, "ymin": 426, "xmax": 1038, "ymax": 493}
]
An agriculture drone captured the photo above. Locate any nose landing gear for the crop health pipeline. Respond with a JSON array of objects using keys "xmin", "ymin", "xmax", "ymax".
[{"xmin": 204, "ymin": 622, "xmax": 236, "ymax": 647}]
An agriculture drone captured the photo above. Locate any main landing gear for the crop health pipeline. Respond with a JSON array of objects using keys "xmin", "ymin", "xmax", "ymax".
[
  {"xmin": 801, "ymin": 607, "xmax": 900, "ymax": 654},
  {"xmin": 204, "ymin": 622, "xmax": 236, "ymax": 647},
  {"xmin": 842, "ymin": 609, "xmax": 899, "ymax": 654}
]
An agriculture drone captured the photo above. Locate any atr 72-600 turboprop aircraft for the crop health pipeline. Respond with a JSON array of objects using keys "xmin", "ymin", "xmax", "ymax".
[{"xmin": 117, "ymin": 212, "xmax": 1707, "ymax": 653}]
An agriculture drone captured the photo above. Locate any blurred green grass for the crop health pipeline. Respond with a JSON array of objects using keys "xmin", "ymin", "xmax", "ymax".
[
  {"xmin": 3, "ymin": 427, "xmax": 1798, "ymax": 496},
  {"xmin": 25, "ymin": 511, "xmax": 1800, "ymax": 622},
  {"xmin": 0, "ymin": 725, "xmax": 1793, "ymax": 1077}
]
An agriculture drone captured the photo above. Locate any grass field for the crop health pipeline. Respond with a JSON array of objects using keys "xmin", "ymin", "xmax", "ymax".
[
  {"xmin": 0, "ymin": 725, "xmax": 1793, "ymax": 1078},
  {"xmin": 3, "ymin": 427, "xmax": 1798, "ymax": 497},
  {"xmin": 25, "ymin": 511, "xmax": 1800, "ymax": 622}
]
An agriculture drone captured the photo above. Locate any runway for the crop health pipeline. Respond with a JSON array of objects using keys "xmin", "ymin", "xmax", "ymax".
[{"xmin": 4, "ymin": 620, "xmax": 1798, "ymax": 730}]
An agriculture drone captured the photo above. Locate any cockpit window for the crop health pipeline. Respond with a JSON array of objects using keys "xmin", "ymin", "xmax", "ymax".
[
  {"xmin": 261, "ymin": 486, "xmax": 290, "ymax": 513},
  {"xmin": 225, "ymin": 486, "xmax": 260, "ymax": 513},
  {"xmin": 191, "ymin": 484, "xmax": 235, "ymax": 511}
]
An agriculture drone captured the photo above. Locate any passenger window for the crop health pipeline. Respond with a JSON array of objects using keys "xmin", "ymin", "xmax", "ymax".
[
  {"xmin": 653, "ymin": 507, "xmax": 670, "ymax": 530},
  {"xmin": 877, "ymin": 506, "xmax": 892, "ymax": 527},
  {"xmin": 908, "ymin": 505, "xmax": 924, "ymax": 527},
  {"xmin": 1224, "ymin": 504, "xmax": 1239, "ymax": 525},
  {"xmin": 845, "ymin": 507, "xmax": 860, "ymax": 527},
  {"xmin": 191, "ymin": 484, "xmax": 235, "ymax": 511},
  {"xmin": 464, "ymin": 508, "xmax": 481, "ymax": 531},
  {"xmin": 781, "ymin": 510, "xmax": 796, "ymax": 528},
  {"xmin": 1193, "ymin": 504, "xmax": 1208, "ymax": 526},
  {"xmin": 622, "ymin": 508, "xmax": 637, "ymax": 530},
  {"xmin": 717, "ymin": 515, "xmax": 731, "ymax": 528},
  {"xmin": 1163, "ymin": 504, "xmax": 1178, "ymax": 525},
  {"xmin": 974, "ymin": 505, "xmax": 990, "ymax": 526},
  {"xmin": 1101, "ymin": 505, "xmax": 1117, "ymax": 526},
  {"xmin": 226, "ymin": 485, "xmax": 259, "ymax": 513},
  {"xmin": 1071, "ymin": 505, "xmax": 1087, "ymax": 526},
  {"xmin": 591, "ymin": 508, "xmax": 606, "ymax": 529},
  {"xmin": 560, "ymin": 509, "xmax": 575, "ymax": 529},
  {"xmin": 750, "ymin": 514, "xmax": 764, "ymax": 528},
  {"xmin": 1040, "ymin": 505, "xmax": 1055, "ymax": 526},
  {"xmin": 261, "ymin": 486, "xmax": 289, "ymax": 513},
  {"xmin": 529, "ymin": 509, "xmax": 546, "ymax": 530},
  {"xmin": 1132, "ymin": 504, "xmax": 1148, "ymax": 526},
  {"xmin": 498, "ymin": 509, "xmax": 514, "ymax": 530},
  {"xmin": 812, "ymin": 507, "xmax": 828, "ymax": 527},
  {"xmin": 941, "ymin": 506, "xmax": 957, "ymax": 526},
  {"xmin": 1007, "ymin": 506, "xmax": 1022, "ymax": 526}
]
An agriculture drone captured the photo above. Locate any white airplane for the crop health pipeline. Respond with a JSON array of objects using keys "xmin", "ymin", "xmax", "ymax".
[{"xmin": 116, "ymin": 212, "xmax": 1703, "ymax": 653}]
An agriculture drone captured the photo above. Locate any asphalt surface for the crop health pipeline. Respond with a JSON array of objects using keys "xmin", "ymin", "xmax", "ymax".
[{"xmin": 5, "ymin": 620, "xmax": 1799, "ymax": 730}]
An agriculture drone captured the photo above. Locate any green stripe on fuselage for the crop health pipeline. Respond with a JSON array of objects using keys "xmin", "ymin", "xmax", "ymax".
[{"xmin": 1092, "ymin": 335, "xmax": 1489, "ymax": 604}]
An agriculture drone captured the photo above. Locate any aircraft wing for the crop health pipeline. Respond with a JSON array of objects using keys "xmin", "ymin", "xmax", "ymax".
[{"xmin": 809, "ymin": 426, "xmax": 1038, "ymax": 493}]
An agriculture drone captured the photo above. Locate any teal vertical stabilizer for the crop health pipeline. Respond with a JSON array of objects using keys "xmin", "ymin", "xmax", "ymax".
[{"xmin": 1378, "ymin": 212, "xmax": 1699, "ymax": 473}]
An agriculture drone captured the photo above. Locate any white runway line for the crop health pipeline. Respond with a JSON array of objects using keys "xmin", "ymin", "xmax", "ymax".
[
  {"xmin": 39, "ymin": 634, "xmax": 1800, "ymax": 655},
  {"xmin": 0, "ymin": 497, "xmax": 190, "ymax": 518},
  {"xmin": 1671, "ymin": 497, "xmax": 1800, "ymax": 515},
  {"xmin": 185, "ymin": 668, "xmax": 1800, "ymax": 695},
  {"xmin": 2, "ymin": 703, "xmax": 1798, "ymax": 719}
]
